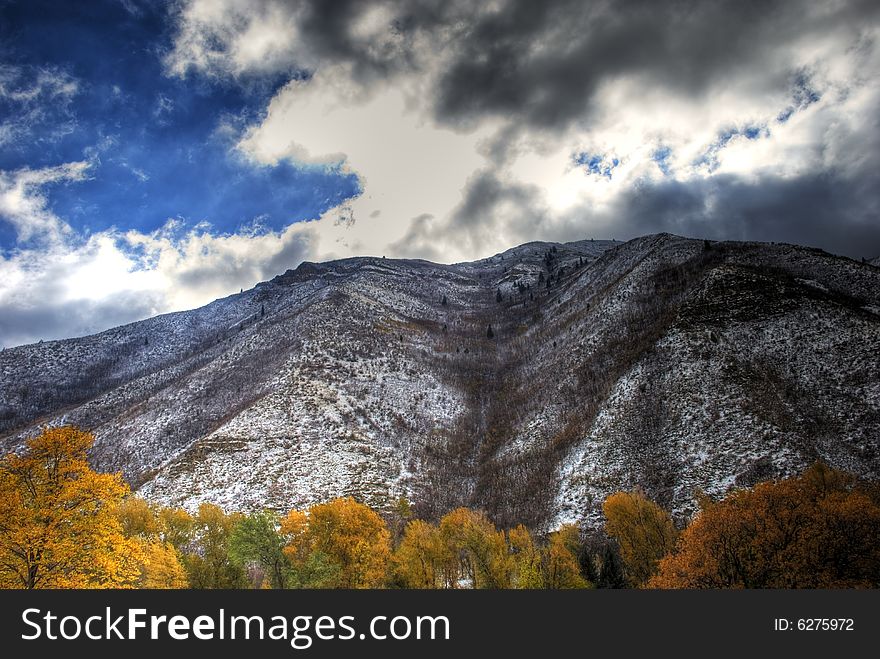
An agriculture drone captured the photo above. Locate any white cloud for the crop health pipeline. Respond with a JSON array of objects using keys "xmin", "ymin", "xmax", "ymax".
[
  {"xmin": 0, "ymin": 161, "xmax": 90, "ymax": 243},
  {"xmin": 0, "ymin": 65, "xmax": 79, "ymax": 148},
  {"xmin": 166, "ymin": 0, "xmax": 880, "ymax": 264},
  {"xmin": 3, "ymin": 0, "xmax": 878, "ymax": 347},
  {"xmin": 236, "ymin": 64, "xmax": 491, "ymax": 261},
  {"xmin": 0, "ymin": 65, "xmax": 78, "ymax": 103},
  {"xmin": 0, "ymin": 160, "xmax": 320, "ymax": 347},
  {"xmin": 164, "ymin": 0, "xmax": 311, "ymax": 79}
]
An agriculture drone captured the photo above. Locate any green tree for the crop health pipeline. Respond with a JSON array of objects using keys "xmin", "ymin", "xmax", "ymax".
[
  {"xmin": 184, "ymin": 503, "xmax": 248, "ymax": 588},
  {"xmin": 387, "ymin": 496, "xmax": 413, "ymax": 547},
  {"xmin": 228, "ymin": 511, "xmax": 290, "ymax": 589}
]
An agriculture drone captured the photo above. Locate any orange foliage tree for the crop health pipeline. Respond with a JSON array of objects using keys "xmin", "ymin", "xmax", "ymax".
[
  {"xmin": 0, "ymin": 427, "xmax": 140, "ymax": 589},
  {"xmin": 650, "ymin": 463, "xmax": 880, "ymax": 588}
]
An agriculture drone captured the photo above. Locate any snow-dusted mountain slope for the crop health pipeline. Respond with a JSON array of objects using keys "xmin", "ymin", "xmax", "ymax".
[{"xmin": 2, "ymin": 234, "xmax": 878, "ymax": 529}]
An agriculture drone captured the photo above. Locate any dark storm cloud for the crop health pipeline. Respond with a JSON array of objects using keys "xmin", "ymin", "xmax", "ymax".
[
  {"xmin": 270, "ymin": 0, "xmax": 879, "ymax": 133},
  {"xmin": 399, "ymin": 138, "xmax": 880, "ymax": 261},
  {"xmin": 389, "ymin": 212, "xmax": 441, "ymax": 261},
  {"xmin": 433, "ymin": 0, "xmax": 879, "ymax": 131},
  {"xmin": 261, "ymin": 228, "xmax": 318, "ymax": 277},
  {"xmin": 603, "ymin": 172, "xmax": 880, "ymax": 259},
  {"xmin": 393, "ymin": 170, "xmax": 546, "ymax": 259},
  {"xmin": 0, "ymin": 290, "xmax": 164, "ymax": 348},
  {"xmin": 449, "ymin": 170, "xmax": 538, "ymax": 230}
]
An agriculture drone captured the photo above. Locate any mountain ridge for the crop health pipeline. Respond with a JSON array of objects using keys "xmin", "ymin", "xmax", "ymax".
[{"xmin": 2, "ymin": 233, "xmax": 878, "ymax": 530}]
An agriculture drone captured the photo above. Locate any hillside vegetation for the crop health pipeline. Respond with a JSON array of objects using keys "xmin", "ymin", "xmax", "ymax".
[{"xmin": 1, "ymin": 234, "xmax": 878, "ymax": 531}]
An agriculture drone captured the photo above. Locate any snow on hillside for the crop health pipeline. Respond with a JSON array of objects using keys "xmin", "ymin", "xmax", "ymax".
[{"xmin": 2, "ymin": 234, "xmax": 878, "ymax": 529}]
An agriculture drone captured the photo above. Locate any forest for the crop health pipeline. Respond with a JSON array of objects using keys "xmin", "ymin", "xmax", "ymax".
[{"xmin": 1, "ymin": 427, "xmax": 878, "ymax": 589}]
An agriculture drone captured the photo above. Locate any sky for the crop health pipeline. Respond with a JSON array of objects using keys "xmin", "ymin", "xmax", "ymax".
[{"xmin": 0, "ymin": 0, "xmax": 878, "ymax": 348}]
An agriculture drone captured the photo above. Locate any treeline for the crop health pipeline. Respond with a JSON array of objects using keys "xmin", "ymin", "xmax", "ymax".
[{"xmin": 1, "ymin": 427, "xmax": 878, "ymax": 589}]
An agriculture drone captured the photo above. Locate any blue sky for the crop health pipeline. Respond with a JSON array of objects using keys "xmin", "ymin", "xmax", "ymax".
[
  {"xmin": 0, "ymin": 0, "xmax": 878, "ymax": 348},
  {"xmin": 0, "ymin": 0, "xmax": 359, "ymax": 252}
]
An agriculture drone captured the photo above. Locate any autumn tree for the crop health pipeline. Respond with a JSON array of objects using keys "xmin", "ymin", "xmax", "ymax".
[
  {"xmin": 115, "ymin": 496, "xmax": 161, "ymax": 537},
  {"xmin": 508, "ymin": 525, "xmax": 543, "ymax": 588},
  {"xmin": 278, "ymin": 509, "xmax": 340, "ymax": 588},
  {"xmin": 392, "ymin": 519, "xmax": 449, "ymax": 588},
  {"xmin": 184, "ymin": 503, "xmax": 248, "ymax": 588},
  {"xmin": 439, "ymin": 508, "xmax": 510, "ymax": 588},
  {"xmin": 544, "ymin": 524, "xmax": 590, "ymax": 589},
  {"xmin": 114, "ymin": 497, "xmax": 188, "ymax": 589},
  {"xmin": 137, "ymin": 541, "xmax": 188, "ymax": 588},
  {"xmin": 296, "ymin": 497, "xmax": 392, "ymax": 588},
  {"xmin": 650, "ymin": 463, "xmax": 880, "ymax": 588},
  {"xmin": 158, "ymin": 506, "xmax": 195, "ymax": 549},
  {"xmin": 0, "ymin": 426, "xmax": 140, "ymax": 589},
  {"xmin": 603, "ymin": 489, "xmax": 677, "ymax": 587}
]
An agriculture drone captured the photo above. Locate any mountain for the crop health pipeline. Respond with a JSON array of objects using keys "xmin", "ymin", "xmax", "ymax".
[{"xmin": 2, "ymin": 234, "xmax": 879, "ymax": 530}]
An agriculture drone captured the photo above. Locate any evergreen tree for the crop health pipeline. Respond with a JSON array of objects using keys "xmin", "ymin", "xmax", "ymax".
[
  {"xmin": 487, "ymin": 324, "xmax": 495, "ymax": 339},
  {"xmin": 597, "ymin": 542, "xmax": 627, "ymax": 588}
]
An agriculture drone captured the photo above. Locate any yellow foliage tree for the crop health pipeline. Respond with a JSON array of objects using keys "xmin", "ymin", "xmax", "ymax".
[
  {"xmin": 508, "ymin": 524, "xmax": 543, "ymax": 588},
  {"xmin": 650, "ymin": 463, "xmax": 880, "ymax": 588},
  {"xmin": 603, "ymin": 489, "xmax": 677, "ymax": 587},
  {"xmin": 439, "ymin": 508, "xmax": 510, "ymax": 588},
  {"xmin": 158, "ymin": 506, "xmax": 195, "ymax": 549},
  {"xmin": 284, "ymin": 497, "xmax": 391, "ymax": 588},
  {"xmin": 279, "ymin": 509, "xmax": 309, "ymax": 560},
  {"xmin": 0, "ymin": 426, "xmax": 140, "ymax": 588},
  {"xmin": 392, "ymin": 519, "xmax": 448, "ymax": 588},
  {"xmin": 114, "ymin": 496, "xmax": 190, "ymax": 589},
  {"xmin": 545, "ymin": 524, "xmax": 589, "ymax": 589},
  {"xmin": 137, "ymin": 541, "xmax": 189, "ymax": 588},
  {"xmin": 115, "ymin": 496, "xmax": 162, "ymax": 537}
]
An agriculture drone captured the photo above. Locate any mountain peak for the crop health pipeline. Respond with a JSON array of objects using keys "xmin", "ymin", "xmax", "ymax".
[{"xmin": 2, "ymin": 234, "xmax": 878, "ymax": 529}]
